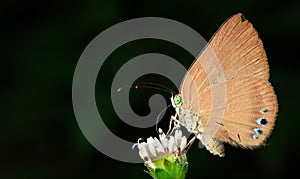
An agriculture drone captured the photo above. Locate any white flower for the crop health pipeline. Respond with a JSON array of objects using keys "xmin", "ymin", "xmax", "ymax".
[{"xmin": 133, "ymin": 128, "xmax": 188, "ymax": 169}]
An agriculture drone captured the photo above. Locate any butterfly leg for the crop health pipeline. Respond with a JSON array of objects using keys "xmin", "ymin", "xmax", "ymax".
[
  {"xmin": 185, "ymin": 135, "xmax": 197, "ymax": 151},
  {"xmin": 166, "ymin": 114, "xmax": 180, "ymax": 135}
]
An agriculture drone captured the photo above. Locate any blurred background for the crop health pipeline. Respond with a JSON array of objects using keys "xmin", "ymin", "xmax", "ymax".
[{"xmin": 2, "ymin": 0, "xmax": 300, "ymax": 178}]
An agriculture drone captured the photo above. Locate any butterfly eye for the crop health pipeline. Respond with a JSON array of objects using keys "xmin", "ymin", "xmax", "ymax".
[{"xmin": 174, "ymin": 95, "xmax": 182, "ymax": 106}]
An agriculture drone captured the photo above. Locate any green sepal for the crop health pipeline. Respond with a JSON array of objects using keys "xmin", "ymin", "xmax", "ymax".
[{"xmin": 144, "ymin": 154, "xmax": 188, "ymax": 179}]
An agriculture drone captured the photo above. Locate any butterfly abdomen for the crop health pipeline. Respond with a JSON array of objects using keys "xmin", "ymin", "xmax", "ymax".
[{"xmin": 197, "ymin": 134, "xmax": 225, "ymax": 157}]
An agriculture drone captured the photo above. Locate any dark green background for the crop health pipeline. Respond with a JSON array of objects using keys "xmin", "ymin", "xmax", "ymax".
[{"xmin": 2, "ymin": 0, "xmax": 300, "ymax": 178}]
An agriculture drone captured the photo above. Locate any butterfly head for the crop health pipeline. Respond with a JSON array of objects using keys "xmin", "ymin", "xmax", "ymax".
[{"xmin": 171, "ymin": 94, "xmax": 182, "ymax": 108}]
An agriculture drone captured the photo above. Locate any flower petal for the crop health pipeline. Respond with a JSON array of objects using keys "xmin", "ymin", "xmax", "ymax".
[
  {"xmin": 168, "ymin": 136, "xmax": 175, "ymax": 153},
  {"xmin": 138, "ymin": 142, "xmax": 150, "ymax": 161},
  {"xmin": 158, "ymin": 128, "xmax": 166, "ymax": 140},
  {"xmin": 154, "ymin": 137, "xmax": 165, "ymax": 155},
  {"xmin": 180, "ymin": 136, "xmax": 187, "ymax": 152},
  {"xmin": 147, "ymin": 137, "xmax": 157, "ymax": 158},
  {"xmin": 174, "ymin": 130, "xmax": 182, "ymax": 148}
]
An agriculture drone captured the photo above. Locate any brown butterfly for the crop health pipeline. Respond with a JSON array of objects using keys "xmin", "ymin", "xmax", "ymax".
[{"xmin": 170, "ymin": 13, "xmax": 278, "ymax": 157}]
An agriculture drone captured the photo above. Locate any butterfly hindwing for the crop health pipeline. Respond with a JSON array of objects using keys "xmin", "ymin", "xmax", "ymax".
[{"xmin": 197, "ymin": 77, "xmax": 277, "ymax": 148}]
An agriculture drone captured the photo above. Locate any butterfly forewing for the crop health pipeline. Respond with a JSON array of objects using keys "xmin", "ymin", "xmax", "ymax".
[
  {"xmin": 209, "ymin": 13, "xmax": 269, "ymax": 81},
  {"xmin": 180, "ymin": 13, "xmax": 269, "ymax": 98}
]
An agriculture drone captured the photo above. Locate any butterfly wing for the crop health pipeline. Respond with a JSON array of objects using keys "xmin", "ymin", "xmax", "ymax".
[
  {"xmin": 198, "ymin": 77, "xmax": 277, "ymax": 148},
  {"xmin": 180, "ymin": 13, "xmax": 269, "ymax": 108},
  {"xmin": 179, "ymin": 13, "xmax": 277, "ymax": 148},
  {"xmin": 208, "ymin": 13, "xmax": 269, "ymax": 81}
]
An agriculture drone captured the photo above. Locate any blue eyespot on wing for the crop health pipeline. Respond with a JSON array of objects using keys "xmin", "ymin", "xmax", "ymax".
[{"xmin": 256, "ymin": 118, "xmax": 267, "ymax": 125}]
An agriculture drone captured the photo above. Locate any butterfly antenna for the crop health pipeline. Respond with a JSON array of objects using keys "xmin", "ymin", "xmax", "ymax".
[
  {"xmin": 137, "ymin": 82, "xmax": 177, "ymax": 95},
  {"xmin": 117, "ymin": 84, "xmax": 174, "ymax": 95},
  {"xmin": 117, "ymin": 85, "xmax": 139, "ymax": 92}
]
